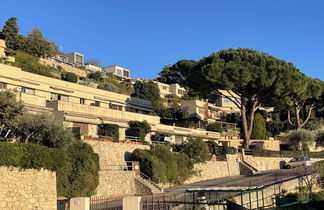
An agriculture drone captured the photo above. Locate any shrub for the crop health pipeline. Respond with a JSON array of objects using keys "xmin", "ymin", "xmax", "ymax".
[
  {"xmin": 252, "ymin": 147, "xmax": 324, "ymax": 158},
  {"xmin": 61, "ymin": 72, "xmax": 78, "ymax": 83},
  {"xmin": 97, "ymin": 124, "xmax": 119, "ymax": 140},
  {"xmin": 206, "ymin": 123, "xmax": 222, "ymax": 133},
  {"xmin": 315, "ymin": 131, "xmax": 324, "ymax": 148},
  {"xmin": 64, "ymin": 141, "xmax": 99, "ymax": 198},
  {"xmin": 126, "ymin": 120, "xmax": 151, "ymax": 141},
  {"xmin": 286, "ymin": 129, "xmax": 314, "ymax": 151},
  {"xmin": 150, "ymin": 132, "xmax": 169, "ymax": 142},
  {"xmin": 132, "ymin": 145, "xmax": 195, "ymax": 184},
  {"xmin": 0, "ymin": 141, "xmax": 99, "ymax": 198},
  {"xmin": 180, "ymin": 138, "xmax": 212, "ymax": 164},
  {"xmin": 205, "ymin": 141, "xmax": 218, "ymax": 154},
  {"xmin": 12, "ymin": 50, "xmax": 55, "ymax": 77},
  {"xmin": 215, "ymin": 146, "xmax": 237, "ymax": 155},
  {"xmin": 251, "ymin": 113, "xmax": 266, "ymax": 140}
]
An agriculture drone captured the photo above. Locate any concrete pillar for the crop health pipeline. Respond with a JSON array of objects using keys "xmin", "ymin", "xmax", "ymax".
[
  {"xmin": 70, "ymin": 197, "xmax": 90, "ymax": 210},
  {"xmin": 123, "ymin": 196, "xmax": 142, "ymax": 210},
  {"xmin": 119, "ymin": 127, "xmax": 126, "ymax": 141}
]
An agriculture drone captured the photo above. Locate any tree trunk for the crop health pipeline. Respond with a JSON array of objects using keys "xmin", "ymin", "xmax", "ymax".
[
  {"xmin": 25, "ymin": 133, "xmax": 33, "ymax": 143},
  {"xmin": 241, "ymin": 102, "xmax": 258, "ymax": 149}
]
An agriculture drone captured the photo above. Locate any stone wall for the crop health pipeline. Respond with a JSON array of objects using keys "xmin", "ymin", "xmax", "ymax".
[
  {"xmin": 86, "ymin": 141, "xmax": 150, "ymax": 197},
  {"xmin": 184, "ymin": 155, "xmax": 240, "ymax": 184},
  {"xmin": 243, "ymin": 156, "xmax": 324, "ymax": 171},
  {"xmin": 96, "ymin": 170, "xmax": 136, "ymax": 197},
  {"xmin": 86, "ymin": 140, "xmax": 150, "ymax": 167},
  {"xmin": 0, "ymin": 166, "xmax": 56, "ymax": 210}
]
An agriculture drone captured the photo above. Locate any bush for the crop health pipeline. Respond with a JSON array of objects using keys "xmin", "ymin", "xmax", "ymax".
[
  {"xmin": 205, "ymin": 141, "xmax": 218, "ymax": 154},
  {"xmin": 286, "ymin": 129, "xmax": 314, "ymax": 151},
  {"xmin": 132, "ymin": 145, "xmax": 195, "ymax": 184},
  {"xmin": 252, "ymin": 147, "xmax": 324, "ymax": 158},
  {"xmin": 315, "ymin": 131, "xmax": 324, "ymax": 148},
  {"xmin": 126, "ymin": 120, "xmax": 151, "ymax": 141},
  {"xmin": 64, "ymin": 141, "xmax": 99, "ymax": 197},
  {"xmin": 251, "ymin": 113, "xmax": 266, "ymax": 140},
  {"xmin": 215, "ymin": 146, "xmax": 237, "ymax": 155},
  {"xmin": 206, "ymin": 123, "xmax": 222, "ymax": 133},
  {"xmin": 12, "ymin": 50, "xmax": 55, "ymax": 77},
  {"xmin": 97, "ymin": 124, "xmax": 119, "ymax": 140},
  {"xmin": 179, "ymin": 138, "xmax": 212, "ymax": 164},
  {"xmin": 0, "ymin": 141, "xmax": 99, "ymax": 198},
  {"xmin": 150, "ymin": 132, "xmax": 169, "ymax": 142},
  {"xmin": 61, "ymin": 72, "xmax": 78, "ymax": 83}
]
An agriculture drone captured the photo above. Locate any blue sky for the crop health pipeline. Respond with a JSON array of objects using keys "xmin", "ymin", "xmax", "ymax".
[{"xmin": 1, "ymin": 0, "xmax": 323, "ymax": 80}]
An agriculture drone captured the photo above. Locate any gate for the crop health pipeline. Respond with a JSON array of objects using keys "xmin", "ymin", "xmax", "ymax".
[{"xmin": 90, "ymin": 196, "xmax": 122, "ymax": 210}]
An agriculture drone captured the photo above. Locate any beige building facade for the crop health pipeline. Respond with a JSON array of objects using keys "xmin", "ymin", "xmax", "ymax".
[
  {"xmin": 103, "ymin": 65, "xmax": 130, "ymax": 81},
  {"xmin": 154, "ymin": 81, "xmax": 187, "ymax": 98},
  {"xmin": 0, "ymin": 39, "xmax": 15, "ymax": 63}
]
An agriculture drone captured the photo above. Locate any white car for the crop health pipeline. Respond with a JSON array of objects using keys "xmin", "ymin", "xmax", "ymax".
[{"xmin": 285, "ymin": 157, "xmax": 312, "ymax": 169}]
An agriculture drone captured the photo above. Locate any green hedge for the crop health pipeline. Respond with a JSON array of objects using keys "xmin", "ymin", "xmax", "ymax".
[
  {"xmin": 252, "ymin": 147, "xmax": 324, "ymax": 158},
  {"xmin": 97, "ymin": 123, "xmax": 119, "ymax": 141},
  {"xmin": 0, "ymin": 142, "xmax": 99, "ymax": 198},
  {"xmin": 132, "ymin": 145, "xmax": 195, "ymax": 184}
]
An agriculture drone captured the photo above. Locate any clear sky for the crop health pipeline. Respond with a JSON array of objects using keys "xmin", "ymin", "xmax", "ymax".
[{"xmin": 1, "ymin": 0, "xmax": 323, "ymax": 80}]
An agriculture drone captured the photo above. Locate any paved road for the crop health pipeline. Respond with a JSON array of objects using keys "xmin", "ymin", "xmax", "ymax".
[{"xmin": 164, "ymin": 168, "xmax": 303, "ymax": 193}]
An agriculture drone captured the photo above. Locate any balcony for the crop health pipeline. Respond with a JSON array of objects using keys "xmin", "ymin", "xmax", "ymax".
[{"xmin": 46, "ymin": 100, "xmax": 160, "ymax": 124}]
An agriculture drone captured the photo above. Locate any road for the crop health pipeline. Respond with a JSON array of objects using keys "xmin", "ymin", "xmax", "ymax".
[{"xmin": 165, "ymin": 168, "xmax": 304, "ymax": 193}]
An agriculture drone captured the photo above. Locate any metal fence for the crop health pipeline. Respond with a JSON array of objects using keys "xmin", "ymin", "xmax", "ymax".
[{"xmin": 90, "ymin": 196, "xmax": 123, "ymax": 210}]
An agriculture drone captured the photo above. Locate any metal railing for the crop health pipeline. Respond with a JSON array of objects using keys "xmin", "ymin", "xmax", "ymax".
[
  {"xmin": 139, "ymin": 171, "xmax": 164, "ymax": 192},
  {"xmin": 90, "ymin": 196, "xmax": 122, "ymax": 210},
  {"xmin": 125, "ymin": 136, "xmax": 141, "ymax": 142}
]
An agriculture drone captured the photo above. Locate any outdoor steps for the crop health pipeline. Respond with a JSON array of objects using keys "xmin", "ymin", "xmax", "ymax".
[
  {"xmin": 238, "ymin": 159, "xmax": 259, "ymax": 175},
  {"xmin": 135, "ymin": 175, "xmax": 164, "ymax": 194}
]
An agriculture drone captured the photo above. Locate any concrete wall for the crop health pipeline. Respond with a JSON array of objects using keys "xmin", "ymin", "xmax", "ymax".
[{"xmin": 0, "ymin": 166, "xmax": 56, "ymax": 210}]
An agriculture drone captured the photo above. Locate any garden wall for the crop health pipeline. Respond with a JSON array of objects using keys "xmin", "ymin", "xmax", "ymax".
[{"xmin": 0, "ymin": 166, "xmax": 56, "ymax": 210}]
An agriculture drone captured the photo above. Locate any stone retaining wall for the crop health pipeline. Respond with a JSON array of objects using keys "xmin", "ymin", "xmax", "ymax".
[
  {"xmin": 243, "ymin": 156, "xmax": 324, "ymax": 171},
  {"xmin": 0, "ymin": 166, "xmax": 56, "ymax": 210},
  {"xmin": 184, "ymin": 155, "xmax": 240, "ymax": 184},
  {"xmin": 86, "ymin": 140, "xmax": 150, "ymax": 167}
]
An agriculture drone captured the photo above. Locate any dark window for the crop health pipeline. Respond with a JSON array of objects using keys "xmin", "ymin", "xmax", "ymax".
[
  {"xmin": 80, "ymin": 98, "xmax": 85, "ymax": 104},
  {"xmin": 21, "ymin": 87, "xmax": 35, "ymax": 95},
  {"xmin": 58, "ymin": 94, "xmax": 69, "ymax": 102},
  {"xmin": 109, "ymin": 103, "xmax": 122, "ymax": 110}
]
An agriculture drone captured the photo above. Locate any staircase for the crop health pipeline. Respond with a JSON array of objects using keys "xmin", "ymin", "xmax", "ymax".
[
  {"xmin": 135, "ymin": 172, "xmax": 164, "ymax": 194},
  {"xmin": 238, "ymin": 159, "xmax": 259, "ymax": 175}
]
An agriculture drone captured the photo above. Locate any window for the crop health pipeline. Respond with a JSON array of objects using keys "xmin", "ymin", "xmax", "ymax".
[
  {"xmin": 0, "ymin": 82, "xmax": 7, "ymax": 89},
  {"xmin": 178, "ymin": 90, "xmax": 184, "ymax": 95},
  {"xmin": 109, "ymin": 103, "xmax": 122, "ymax": 110},
  {"xmin": 116, "ymin": 69, "xmax": 123, "ymax": 76},
  {"xmin": 123, "ymin": 70, "xmax": 130, "ymax": 78},
  {"xmin": 80, "ymin": 98, "xmax": 85, "ymax": 104},
  {"xmin": 58, "ymin": 94, "xmax": 69, "ymax": 102},
  {"xmin": 162, "ymin": 86, "xmax": 168, "ymax": 90},
  {"xmin": 21, "ymin": 87, "xmax": 35, "ymax": 95}
]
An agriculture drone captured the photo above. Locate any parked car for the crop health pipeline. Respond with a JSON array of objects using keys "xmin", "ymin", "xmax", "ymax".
[{"xmin": 285, "ymin": 157, "xmax": 312, "ymax": 169}]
